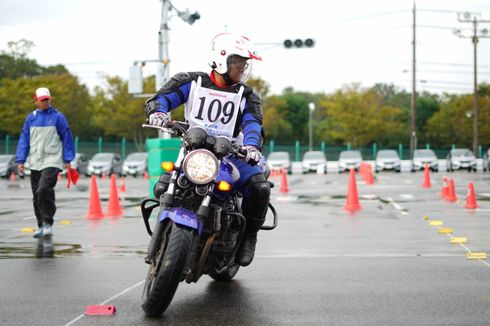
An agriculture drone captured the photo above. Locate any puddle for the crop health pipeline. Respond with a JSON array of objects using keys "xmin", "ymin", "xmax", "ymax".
[
  {"xmin": 0, "ymin": 240, "xmax": 146, "ymax": 259},
  {"xmin": 0, "ymin": 241, "xmax": 82, "ymax": 259}
]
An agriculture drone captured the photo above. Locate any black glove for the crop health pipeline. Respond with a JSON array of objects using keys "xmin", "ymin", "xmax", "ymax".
[{"xmin": 144, "ymin": 97, "xmax": 162, "ymax": 116}]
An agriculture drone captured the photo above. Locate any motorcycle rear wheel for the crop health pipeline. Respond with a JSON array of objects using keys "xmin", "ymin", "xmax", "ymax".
[{"xmin": 142, "ymin": 222, "xmax": 194, "ymax": 317}]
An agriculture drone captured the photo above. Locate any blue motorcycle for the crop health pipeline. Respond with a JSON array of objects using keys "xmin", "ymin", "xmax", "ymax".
[{"xmin": 140, "ymin": 122, "xmax": 278, "ymax": 317}]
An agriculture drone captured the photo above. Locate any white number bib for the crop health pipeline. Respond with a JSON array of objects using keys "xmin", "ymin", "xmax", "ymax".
[{"xmin": 185, "ymin": 76, "xmax": 244, "ymax": 139}]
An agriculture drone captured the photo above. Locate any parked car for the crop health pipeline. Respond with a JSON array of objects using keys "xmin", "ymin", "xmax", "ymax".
[
  {"xmin": 446, "ymin": 148, "xmax": 476, "ymax": 172},
  {"xmin": 302, "ymin": 151, "xmax": 327, "ymax": 174},
  {"xmin": 72, "ymin": 153, "xmax": 89, "ymax": 175},
  {"xmin": 87, "ymin": 152, "xmax": 123, "ymax": 177},
  {"xmin": 122, "ymin": 152, "xmax": 148, "ymax": 177},
  {"xmin": 411, "ymin": 149, "xmax": 438, "ymax": 172},
  {"xmin": 337, "ymin": 150, "xmax": 363, "ymax": 173},
  {"xmin": 61, "ymin": 152, "xmax": 89, "ymax": 175},
  {"xmin": 375, "ymin": 149, "xmax": 401, "ymax": 172},
  {"xmin": 0, "ymin": 154, "xmax": 18, "ymax": 178},
  {"xmin": 483, "ymin": 148, "xmax": 490, "ymax": 172},
  {"xmin": 266, "ymin": 151, "xmax": 291, "ymax": 174}
]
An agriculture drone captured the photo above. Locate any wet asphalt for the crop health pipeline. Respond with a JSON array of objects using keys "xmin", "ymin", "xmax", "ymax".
[{"xmin": 1, "ymin": 170, "xmax": 490, "ymax": 326}]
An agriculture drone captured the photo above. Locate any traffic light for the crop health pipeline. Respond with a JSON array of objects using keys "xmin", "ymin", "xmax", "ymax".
[{"xmin": 283, "ymin": 38, "xmax": 315, "ymax": 49}]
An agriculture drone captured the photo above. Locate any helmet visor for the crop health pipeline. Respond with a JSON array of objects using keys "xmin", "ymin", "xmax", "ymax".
[{"xmin": 227, "ymin": 55, "xmax": 253, "ymax": 83}]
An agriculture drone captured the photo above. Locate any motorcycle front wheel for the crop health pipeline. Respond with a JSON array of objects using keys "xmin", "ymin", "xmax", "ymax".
[
  {"xmin": 141, "ymin": 221, "xmax": 194, "ymax": 317},
  {"xmin": 209, "ymin": 263, "xmax": 240, "ymax": 282}
]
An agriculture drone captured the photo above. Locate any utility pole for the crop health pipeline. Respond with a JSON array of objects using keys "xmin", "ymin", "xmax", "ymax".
[
  {"xmin": 410, "ymin": 1, "xmax": 417, "ymax": 159},
  {"xmin": 454, "ymin": 12, "xmax": 490, "ymax": 157}
]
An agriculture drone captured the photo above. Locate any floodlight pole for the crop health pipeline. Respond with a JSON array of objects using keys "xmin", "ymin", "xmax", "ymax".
[{"xmin": 158, "ymin": 0, "xmax": 171, "ymax": 88}]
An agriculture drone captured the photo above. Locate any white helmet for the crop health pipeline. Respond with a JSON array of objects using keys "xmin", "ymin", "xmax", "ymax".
[{"xmin": 208, "ymin": 33, "xmax": 262, "ymax": 82}]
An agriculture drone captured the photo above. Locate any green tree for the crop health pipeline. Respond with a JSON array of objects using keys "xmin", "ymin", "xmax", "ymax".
[
  {"xmin": 0, "ymin": 40, "xmax": 68, "ymax": 81},
  {"xmin": 0, "ymin": 73, "xmax": 92, "ymax": 138},
  {"xmin": 319, "ymin": 85, "xmax": 406, "ymax": 147},
  {"xmin": 426, "ymin": 92, "xmax": 490, "ymax": 148},
  {"xmin": 262, "ymin": 95, "xmax": 293, "ymax": 142},
  {"xmin": 91, "ymin": 76, "xmax": 161, "ymax": 150}
]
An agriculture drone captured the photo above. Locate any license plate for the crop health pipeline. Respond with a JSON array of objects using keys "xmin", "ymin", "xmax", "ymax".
[{"xmin": 129, "ymin": 169, "xmax": 136, "ymax": 174}]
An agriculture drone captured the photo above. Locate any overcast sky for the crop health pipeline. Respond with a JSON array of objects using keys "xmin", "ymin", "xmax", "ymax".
[{"xmin": 1, "ymin": 0, "xmax": 489, "ymax": 95}]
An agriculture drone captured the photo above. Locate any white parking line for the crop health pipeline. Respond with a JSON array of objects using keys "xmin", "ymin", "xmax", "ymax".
[{"xmin": 64, "ymin": 280, "xmax": 145, "ymax": 326}]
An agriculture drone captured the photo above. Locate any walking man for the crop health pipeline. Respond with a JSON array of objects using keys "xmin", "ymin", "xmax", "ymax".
[{"xmin": 16, "ymin": 87, "xmax": 75, "ymax": 238}]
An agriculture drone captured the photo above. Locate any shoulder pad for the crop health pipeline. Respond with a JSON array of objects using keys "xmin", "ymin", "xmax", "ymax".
[
  {"xmin": 157, "ymin": 72, "xmax": 207, "ymax": 95},
  {"xmin": 243, "ymin": 87, "xmax": 263, "ymax": 122}
]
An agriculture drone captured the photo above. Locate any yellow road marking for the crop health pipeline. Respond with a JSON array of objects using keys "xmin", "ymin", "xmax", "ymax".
[
  {"xmin": 467, "ymin": 252, "xmax": 487, "ymax": 260},
  {"xmin": 438, "ymin": 227, "xmax": 453, "ymax": 234}
]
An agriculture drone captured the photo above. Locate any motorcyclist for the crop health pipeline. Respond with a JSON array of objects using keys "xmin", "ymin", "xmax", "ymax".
[{"xmin": 144, "ymin": 33, "xmax": 270, "ymax": 267}]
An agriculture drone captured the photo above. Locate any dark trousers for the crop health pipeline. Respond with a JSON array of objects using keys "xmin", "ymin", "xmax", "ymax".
[{"xmin": 30, "ymin": 167, "xmax": 61, "ymax": 227}]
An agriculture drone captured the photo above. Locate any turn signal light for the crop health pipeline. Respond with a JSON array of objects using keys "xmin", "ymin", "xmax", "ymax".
[
  {"xmin": 161, "ymin": 161, "xmax": 175, "ymax": 172},
  {"xmin": 217, "ymin": 180, "xmax": 232, "ymax": 192}
]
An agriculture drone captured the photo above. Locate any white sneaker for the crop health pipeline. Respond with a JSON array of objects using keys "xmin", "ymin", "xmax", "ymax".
[
  {"xmin": 33, "ymin": 228, "xmax": 43, "ymax": 238},
  {"xmin": 42, "ymin": 224, "xmax": 53, "ymax": 237}
]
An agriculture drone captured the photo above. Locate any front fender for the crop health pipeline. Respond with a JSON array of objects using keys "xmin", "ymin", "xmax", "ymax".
[{"xmin": 160, "ymin": 208, "xmax": 203, "ymax": 235}]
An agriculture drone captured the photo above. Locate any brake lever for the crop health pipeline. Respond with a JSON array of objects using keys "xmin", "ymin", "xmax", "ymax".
[{"xmin": 141, "ymin": 123, "xmax": 177, "ymax": 135}]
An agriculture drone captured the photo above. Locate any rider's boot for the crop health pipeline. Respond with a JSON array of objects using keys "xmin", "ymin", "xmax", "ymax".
[{"xmin": 237, "ymin": 198, "xmax": 267, "ymax": 266}]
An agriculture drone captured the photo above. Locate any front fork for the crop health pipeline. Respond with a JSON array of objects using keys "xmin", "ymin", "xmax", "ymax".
[{"xmin": 144, "ymin": 170, "xmax": 179, "ymax": 264}]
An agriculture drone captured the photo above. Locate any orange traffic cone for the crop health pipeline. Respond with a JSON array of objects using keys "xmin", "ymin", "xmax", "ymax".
[
  {"xmin": 86, "ymin": 175, "xmax": 104, "ymax": 220},
  {"xmin": 440, "ymin": 177, "xmax": 449, "ymax": 199},
  {"xmin": 279, "ymin": 167, "xmax": 289, "ymax": 193},
  {"xmin": 365, "ymin": 164, "xmax": 374, "ymax": 185},
  {"xmin": 101, "ymin": 172, "xmax": 107, "ymax": 180},
  {"xmin": 143, "ymin": 171, "xmax": 149, "ymax": 180},
  {"xmin": 422, "ymin": 164, "xmax": 431, "ymax": 188},
  {"xmin": 106, "ymin": 174, "xmax": 123, "ymax": 218},
  {"xmin": 446, "ymin": 178, "xmax": 458, "ymax": 202},
  {"xmin": 9, "ymin": 172, "xmax": 16, "ymax": 183},
  {"xmin": 345, "ymin": 168, "xmax": 361, "ymax": 212},
  {"xmin": 465, "ymin": 182, "xmax": 479, "ymax": 209},
  {"xmin": 119, "ymin": 176, "xmax": 127, "ymax": 193}
]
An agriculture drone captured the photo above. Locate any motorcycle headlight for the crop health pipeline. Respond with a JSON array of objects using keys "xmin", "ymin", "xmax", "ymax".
[{"xmin": 183, "ymin": 149, "xmax": 219, "ymax": 184}]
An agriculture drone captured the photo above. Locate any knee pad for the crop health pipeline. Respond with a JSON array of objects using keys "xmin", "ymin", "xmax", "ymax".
[
  {"xmin": 246, "ymin": 174, "xmax": 270, "ymax": 203},
  {"xmin": 153, "ymin": 173, "xmax": 171, "ymax": 198}
]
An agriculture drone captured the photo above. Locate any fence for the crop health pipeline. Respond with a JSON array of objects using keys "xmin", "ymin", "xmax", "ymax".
[{"xmin": 1, "ymin": 135, "xmax": 484, "ymax": 161}]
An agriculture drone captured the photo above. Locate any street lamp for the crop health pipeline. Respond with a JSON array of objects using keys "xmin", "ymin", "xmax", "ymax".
[
  {"xmin": 453, "ymin": 11, "xmax": 490, "ymax": 157},
  {"xmin": 308, "ymin": 102, "xmax": 315, "ymax": 150}
]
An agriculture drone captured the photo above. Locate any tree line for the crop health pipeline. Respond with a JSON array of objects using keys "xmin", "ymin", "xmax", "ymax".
[{"xmin": 1, "ymin": 39, "xmax": 490, "ymax": 151}]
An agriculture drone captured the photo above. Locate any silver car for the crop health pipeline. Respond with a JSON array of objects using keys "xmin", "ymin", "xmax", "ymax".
[
  {"xmin": 266, "ymin": 151, "xmax": 291, "ymax": 174},
  {"xmin": 483, "ymin": 148, "xmax": 490, "ymax": 172},
  {"xmin": 375, "ymin": 149, "xmax": 401, "ymax": 172},
  {"xmin": 87, "ymin": 152, "xmax": 123, "ymax": 177},
  {"xmin": 0, "ymin": 154, "xmax": 17, "ymax": 178},
  {"xmin": 338, "ymin": 150, "xmax": 363, "ymax": 173},
  {"xmin": 122, "ymin": 152, "xmax": 148, "ymax": 177},
  {"xmin": 446, "ymin": 148, "xmax": 476, "ymax": 172},
  {"xmin": 411, "ymin": 149, "xmax": 438, "ymax": 172},
  {"xmin": 302, "ymin": 151, "xmax": 327, "ymax": 174}
]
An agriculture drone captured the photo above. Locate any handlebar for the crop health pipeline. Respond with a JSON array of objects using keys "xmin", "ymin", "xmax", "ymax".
[
  {"xmin": 142, "ymin": 121, "xmax": 189, "ymax": 135},
  {"xmin": 142, "ymin": 121, "xmax": 249, "ymax": 159}
]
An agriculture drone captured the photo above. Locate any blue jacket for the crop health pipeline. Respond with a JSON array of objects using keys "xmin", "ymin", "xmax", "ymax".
[{"xmin": 16, "ymin": 106, "xmax": 75, "ymax": 170}]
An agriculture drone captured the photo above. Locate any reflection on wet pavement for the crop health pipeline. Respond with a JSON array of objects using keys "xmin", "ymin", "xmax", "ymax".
[{"xmin": 0, "ymin": 241, "xmax": 146, "ymax": 259}]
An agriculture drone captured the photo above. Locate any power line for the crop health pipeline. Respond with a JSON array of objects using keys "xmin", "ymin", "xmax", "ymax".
[
  {"xmin": 337, "ymin": 9, "xmax": 409, "ymax": 23},
  {"xmin": 419, "ymin": 61, "xmax": 490, "ymax": 68},
  {"xmin": 406, "ymin": 69, "xmax": 490, "ymax": 75}
]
